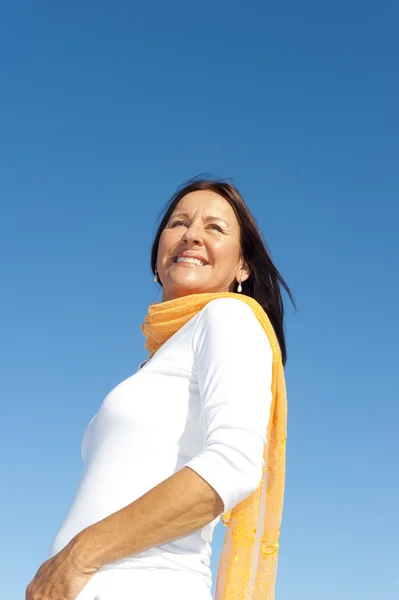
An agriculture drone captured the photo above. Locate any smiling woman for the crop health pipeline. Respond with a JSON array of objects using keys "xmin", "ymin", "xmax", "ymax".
[
  {"xmin": 156, "ymin": 188, "xmax": 251, "ymax": 302},
  {"xmin": 151, "ymin": 178, "xmax": 293, "ymax": 364},
  {"xmin": 27, "ymin": 177, "xmax": 294, "ymax": 600}
]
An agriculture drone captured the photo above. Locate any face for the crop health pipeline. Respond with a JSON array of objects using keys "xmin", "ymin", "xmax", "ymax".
[{"xmin": 156, "ymin": 190, "xmax": 250, "ymax": 301}]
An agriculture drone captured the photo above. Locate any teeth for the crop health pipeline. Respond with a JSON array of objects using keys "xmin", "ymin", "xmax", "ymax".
[{"xmin": 175, "ymin": 257, "xmax": 206, "ymax": 266}]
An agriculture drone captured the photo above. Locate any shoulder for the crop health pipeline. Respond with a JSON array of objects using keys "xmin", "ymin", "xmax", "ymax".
[
  {"xmin": 198, "ymin": 297, "xmax": 259, "ymax": 323},
  {"xmin": 193, "ymin": 297, "xmax": 271, "ymax": 353},
  {"xmin": 198, "ymin": 298, "xmax": 263, "ymax": 331},
  {"xmin": 191, "ymin": 297, "xmax": 272, "ymax": 374}
]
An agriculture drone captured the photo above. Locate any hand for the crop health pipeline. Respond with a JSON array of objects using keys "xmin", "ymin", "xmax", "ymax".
[{"xmin": 26, "ymin": 540, "xmax": 97, "ymax": 600}]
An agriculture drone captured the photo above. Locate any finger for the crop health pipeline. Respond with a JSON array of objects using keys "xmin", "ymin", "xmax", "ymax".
[{"xmin": 25, "ymin": 580, "xmax": 34, "ymax": 600}]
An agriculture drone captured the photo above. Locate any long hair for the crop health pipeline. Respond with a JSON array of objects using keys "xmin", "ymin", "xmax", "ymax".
[{"xmin": 150, "ymin": 177, "xmax": 295, "ymax": 365}]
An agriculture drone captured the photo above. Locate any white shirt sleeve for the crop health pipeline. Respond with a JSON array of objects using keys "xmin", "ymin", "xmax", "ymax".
[{"xmin": 184, "ymin": 297, "xmax": 273, "ymax": 513}]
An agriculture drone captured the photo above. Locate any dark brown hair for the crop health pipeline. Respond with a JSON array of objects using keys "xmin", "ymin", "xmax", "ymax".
[{"xmin": 150, "ymin": 177, "xmax": 295, "ymax": 365}]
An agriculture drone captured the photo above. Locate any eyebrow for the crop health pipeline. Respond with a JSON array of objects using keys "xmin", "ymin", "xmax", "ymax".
[{"xmin": 171, "ymin": 211, "xmax": 230, "ymax": 227}]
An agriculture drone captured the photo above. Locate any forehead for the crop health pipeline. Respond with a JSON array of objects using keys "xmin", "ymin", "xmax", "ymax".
[{"xmin": 173, "ymin": 190, "xmax": 238, "ymax": 223}]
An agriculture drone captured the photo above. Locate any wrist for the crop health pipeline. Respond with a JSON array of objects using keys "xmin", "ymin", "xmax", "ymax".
[{"xmin": 68, "ymin": 528, "xmax": 101, "ymax": 573}]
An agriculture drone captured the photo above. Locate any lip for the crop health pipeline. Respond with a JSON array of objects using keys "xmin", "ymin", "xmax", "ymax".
[{"xmin": 172, "ymin": 252, "xmax": 209, "ymax": 265}]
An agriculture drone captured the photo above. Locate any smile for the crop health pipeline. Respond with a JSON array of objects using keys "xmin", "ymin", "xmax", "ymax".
[{"xmin": 172, "ymin": 257, "xmax": 208, "ymax": 267}]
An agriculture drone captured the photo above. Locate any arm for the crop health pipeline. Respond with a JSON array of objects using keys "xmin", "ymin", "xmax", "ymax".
[
  {"xmin": 74, "ymin": 298, "xmax": 272, "ymax": 570},
  {"xmin": 74, "ymin": 466, "xmax": 223, "ymax": 570},
  {"xmin": 184, "ymin": 298, "xmax": 273, "ymax": 513},
  {"xmin": 26, "ymin": 468, "xmax": 223, "ymax": 600}
]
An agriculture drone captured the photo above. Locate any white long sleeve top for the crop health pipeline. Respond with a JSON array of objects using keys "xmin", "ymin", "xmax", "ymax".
[{"xmin": 47, "ymin": 297, "xmax": 273, "ymax": 589}]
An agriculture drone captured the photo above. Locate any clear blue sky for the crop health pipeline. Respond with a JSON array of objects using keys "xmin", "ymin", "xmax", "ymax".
[{"xmin": 1, "ymin": 2, "xmax": 398, "ymax": 599}]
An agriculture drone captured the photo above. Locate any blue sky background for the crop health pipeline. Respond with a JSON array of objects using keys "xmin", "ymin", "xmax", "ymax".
[{"xmin": 1, "ymin": 2, "xmax": 398, "ymax": 599}]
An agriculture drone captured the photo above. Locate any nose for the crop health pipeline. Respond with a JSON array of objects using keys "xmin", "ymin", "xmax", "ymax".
[{"xmin": 182, "ymin": 222, "xmax": 203, "ymax": 245}]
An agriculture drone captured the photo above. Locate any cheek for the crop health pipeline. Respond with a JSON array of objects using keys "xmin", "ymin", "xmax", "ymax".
[
  {"xmin": 157, "ymin": 230, "xmax": 177, "ymax": 267},
  {"xmin": 213, "ymin": 240, "xmax": 241, "ymax": 269},
  {"xmin": 157, "ymin": 231, "xmax": 170, "ymax": 258}
]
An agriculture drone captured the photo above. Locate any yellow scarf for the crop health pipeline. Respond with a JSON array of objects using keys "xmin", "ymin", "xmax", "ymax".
[{"xmin": 141, "ymin": 292, "xmax": 287, "ymax": 600}]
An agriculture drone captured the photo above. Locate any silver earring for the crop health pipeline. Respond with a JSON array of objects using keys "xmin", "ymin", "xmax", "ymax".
[
  {"xmin": 237, "ymin": 280, "xmax": 242, "ymax": 293},
  {"xmin": 154, "ymin": 270, "xmax": 158, "ymax": 283}
]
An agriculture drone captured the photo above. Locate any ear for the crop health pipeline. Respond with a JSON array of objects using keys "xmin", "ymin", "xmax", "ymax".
[{"xmin": 236, "ymin": 259, "xmax": 251, "ymax": 283}]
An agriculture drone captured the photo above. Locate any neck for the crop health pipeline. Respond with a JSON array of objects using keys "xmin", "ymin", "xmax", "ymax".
[{"xmin": 161, "ymin": 285, "xmax": 236, "ymax": 303}]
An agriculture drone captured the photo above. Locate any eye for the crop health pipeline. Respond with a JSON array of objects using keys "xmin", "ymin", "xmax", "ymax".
[
  {"xmin": 207, "ymin": 223, "xmax": 223, "ymax": 232},
  {"xmin": 171, "ymin": 220, "xmax": 188, "ymax": 227}
]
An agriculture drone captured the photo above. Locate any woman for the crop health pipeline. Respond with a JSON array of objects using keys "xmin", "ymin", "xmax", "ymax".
[{"xmin": 26, "ymin": 178, "xmax": 293, "ymax": 600}]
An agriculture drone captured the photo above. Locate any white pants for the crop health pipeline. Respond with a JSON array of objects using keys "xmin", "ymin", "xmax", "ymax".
[{"xmin": 76, "ymin": 567, "xmax": 213, "ymax": 600}]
